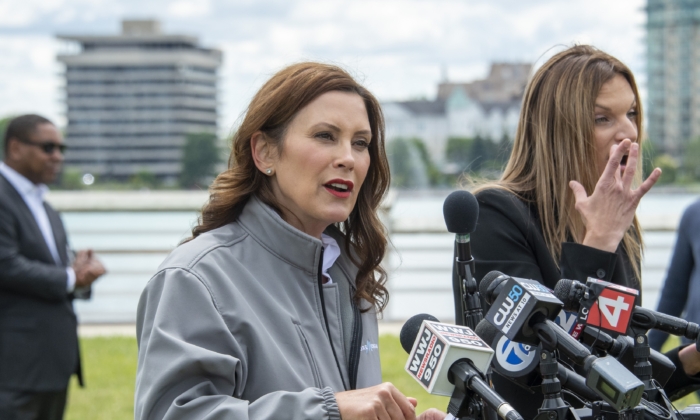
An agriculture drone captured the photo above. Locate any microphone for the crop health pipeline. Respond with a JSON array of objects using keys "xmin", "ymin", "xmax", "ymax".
[
  {"xmin": 555, "ymin": 278, "xmax": 700, "ymax": 344},
  {"xmin": 581, "ymin": 327, "xmax": 675, "ymax": 387},
  {"xmin": 479, "ymin": 271, "xmax": 563, "ymax": 346},
  {"xmin": 443, "ymin": 190, "xmax": 481, "ymax": 328},
  {"xmin": 401, "ymin": 314, "xmax": 524, "ymax": 420},
  {"xmin": 474, "ymin": 319, "xmax": 599, "ymax": 402},
  {"xmin": 481, "ymin": 271, "xmax": 645, "ymax": 411}
]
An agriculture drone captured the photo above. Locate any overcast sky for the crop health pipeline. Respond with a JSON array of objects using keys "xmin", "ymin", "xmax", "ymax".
[{"xmin": 0, "ymin": 0, "xmax": 646, "ymax": 134}]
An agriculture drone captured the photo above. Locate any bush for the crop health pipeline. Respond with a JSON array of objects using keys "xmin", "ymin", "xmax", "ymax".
[
  {"xmin": 653, "ymin": 154, "xmax": 679, "ymax": 184},
  {"xmin": 180, "ymin": 132, "xmax": 221, "ymax": 189}
]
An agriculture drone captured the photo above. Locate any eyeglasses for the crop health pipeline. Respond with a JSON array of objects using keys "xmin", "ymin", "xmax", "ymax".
[{"xmin": 17, "ymin": 138, "xmax": 68, "ymax": 155}]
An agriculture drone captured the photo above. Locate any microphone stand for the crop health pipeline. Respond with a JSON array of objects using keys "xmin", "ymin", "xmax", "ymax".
[
  {"xmin": 628, "ymin": 324, "xmax": 677, "ymax": 420},
  {"xmin": 447, "ymin": 363, "xmax": 485, "ymax": 420},
  {"xmin": 532, "ymin": 348, "xmax": 582, "ymax": 420},
  {"xmin": 530, "ymin": 319, "xmax": 596, "ymax": 420},
  {"xmin": 452, "ymin": 234, "xmax": 495, "ymax": 420},
  {"xmin": 453, "ymin": 233, "xmax": 482, "ymax": 330}
]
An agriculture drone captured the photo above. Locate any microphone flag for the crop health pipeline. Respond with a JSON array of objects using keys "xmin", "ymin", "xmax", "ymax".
[
  {"xmin": 576, "ymin": 278, "xmax": 638, "ymax": 337},
  {"xmin": 484, "ymin": 276, "xmax": 562, "ymax": 345},
  {"xmin": 405, "ymin": 320, "xmax": 494, "ymax": 396}
]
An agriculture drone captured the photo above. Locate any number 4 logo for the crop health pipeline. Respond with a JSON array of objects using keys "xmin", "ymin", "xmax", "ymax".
[
  {"xmin": 586, "ymin": 287, "xmax": 637, "ymax": 335},
  {"xmin": 597, "ymin": 296, "xmax": 630, "ymax": 327}
]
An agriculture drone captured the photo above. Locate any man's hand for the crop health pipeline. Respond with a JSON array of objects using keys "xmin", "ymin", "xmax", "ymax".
[
  {"xmin": 679, "ymin": 345, "xmax": 700, "ymax": 376},
  {"xmin": 73, "ymin": 249, "xmax": 106, "ymax": 288}
]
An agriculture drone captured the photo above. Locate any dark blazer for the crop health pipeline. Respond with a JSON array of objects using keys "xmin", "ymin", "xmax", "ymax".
[
  {"xmin": 0, "ymin": 173, "xmax": 82, "ymax": 392},
  {"xmin": 472, "ymin": 188, "xmax": 700, "ymax": 414}
]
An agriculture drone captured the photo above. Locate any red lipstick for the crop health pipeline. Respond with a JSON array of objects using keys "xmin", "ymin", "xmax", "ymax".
[{"xmin": 323, "ymin": 179, "xmax": 354, "ymax": 198}]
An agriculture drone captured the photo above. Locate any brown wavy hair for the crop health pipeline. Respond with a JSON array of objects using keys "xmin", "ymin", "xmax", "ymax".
[
  {"xmin": 475, "ymin": 45, "xmax": 644, "ymax": 283},
  {"xmin": 189, "ymin": 62, "xmax": 391, "ymax": 312}
]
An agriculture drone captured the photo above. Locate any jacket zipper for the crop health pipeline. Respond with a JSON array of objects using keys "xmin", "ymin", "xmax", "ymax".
[
  {"xmin": 347, "ymin": 301, "xmax": 362, "ymax": 389},
  {"xmin": 316, "ymin": 248, "xmax": 349, "ymax": 391}
]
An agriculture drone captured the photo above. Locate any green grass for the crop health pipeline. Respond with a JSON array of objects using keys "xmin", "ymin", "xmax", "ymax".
[
  {"xmin": 380, "ymin": 334, "xmax": 451, "ymax": 414},
  {"xmin": 65, "ymin": 337, "xmax": 137, "ymax": 420},
  {"xmin": 64, "ymin": 334, "xmax": 698, "ymax": 419}
]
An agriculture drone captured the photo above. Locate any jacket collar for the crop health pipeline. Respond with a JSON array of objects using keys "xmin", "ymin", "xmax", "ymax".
[
  {"xmin": 237, "ymin": 195, "xmax": 358, "ymax": 287},
  {"xmin": 238, "ymin": 195, "xmax": 325, "ymax": 277}
]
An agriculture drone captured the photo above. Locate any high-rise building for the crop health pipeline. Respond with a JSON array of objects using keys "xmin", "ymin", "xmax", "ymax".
[
  {"xmin": 57, "ymin": 20, "xmax": 222, "ymax": 181},
  {"xmin": 647, "ymin": 0, "xmax": 700, "ymax": 155}
]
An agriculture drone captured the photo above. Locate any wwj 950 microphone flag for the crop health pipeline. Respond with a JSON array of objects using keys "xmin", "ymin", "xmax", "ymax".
[{"xmin": 401, "ymin": 314, "xmax": 523, "ymax": 420}]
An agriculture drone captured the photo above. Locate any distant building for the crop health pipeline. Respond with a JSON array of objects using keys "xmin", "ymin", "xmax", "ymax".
[
  {"xmin": 383, "ymin": 63, "xmax": 530, "ymax": 163},
  {"xmin": 57, "ymin": 20, "xmax": 222, "ymax": 181},
  {"xmin": 647, "ymin": 0, "xmax": 700, "ymax": 155}
]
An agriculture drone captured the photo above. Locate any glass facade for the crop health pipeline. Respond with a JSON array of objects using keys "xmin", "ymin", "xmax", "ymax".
[{"xmin": 647, "ymin": 0, "xmax": 700, "ymax": 155}]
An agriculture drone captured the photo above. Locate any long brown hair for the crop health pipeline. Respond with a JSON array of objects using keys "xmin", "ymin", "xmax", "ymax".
[
  {"xmin": 476, "ymin": 45, "xmax": 644, "ymax": 282},
  {"xmin": 190, "ymin": 62, "xmax": 391, "ymax": 311}
]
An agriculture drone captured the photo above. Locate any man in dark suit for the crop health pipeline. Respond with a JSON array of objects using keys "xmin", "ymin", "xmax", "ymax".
[{"xmin": 0, "ymin": 114, "xmax": 105, "ymax": 420}]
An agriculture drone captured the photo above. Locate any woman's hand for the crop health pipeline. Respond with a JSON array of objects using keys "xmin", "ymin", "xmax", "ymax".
[
  {"xmin": 417, "ymin": 408, "xmax": 448, "ymax": 420},
  {"xmin": 569, "ymin": 139, "xmax": 662, "ymax": 252},
  {"xmin": 336, "ymin": 383, "xmax": 419, "ymax": 420}
]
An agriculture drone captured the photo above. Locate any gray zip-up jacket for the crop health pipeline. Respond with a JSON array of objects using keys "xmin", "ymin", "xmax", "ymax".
[{"xmin": 134, "ymin": 196, "xmax": 382, "ymax": 420}]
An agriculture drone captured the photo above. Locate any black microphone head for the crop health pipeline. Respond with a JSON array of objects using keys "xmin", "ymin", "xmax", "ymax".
[
  {"xmin": 474, "ymin": 319, "xmax": 500, "ymax": 344},
  {"xmin": 443, "ymin": 190, "xmax": 479, "ymax": 234},
  {"xmin": 553, "ymin": 279, "xmax": 582, "ymax": 311},
  {"xmin": 479, "ymin": 270, "xmax": 509, "ymax": 304},
  {"xmin": 399, "ymin": 314, "xmax": 439, "ymax": 354}
]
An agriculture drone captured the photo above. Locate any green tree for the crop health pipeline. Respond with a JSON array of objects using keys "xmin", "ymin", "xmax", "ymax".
[
  {"xmin": 642, "ymin": 139, "xmax": 656, "ymax": 179},
  {"xmin": 386, "ymin": 138, "xmax": 430, "ymax": 188},
  {"xmin": 0, "ymin": 116, "xmax": 13, "ymax": 161},
  {"xmin": 681, "ymin": 137, "xmax": 700, "ymax": 182},
  {"xmin": 445, "ymin": 135, "xmax": 507, "ymax": 176},
  {"xmin": 445, "ymin": 137, "xmax": 473, "ymax": 171},
  {"xmin": 408, "ymin": 138, "xmax": 442, "ymax": 186},
  {"xmin": 60, "ymin": 168, "xmax": 85, "ymax": 190},
  {"xmin": 654, "ymin": 154, "xmax": 679, "ymax": 184},
  {"xmin": 130, "ymin": 170, "xmax": 159, "ymax": 189},
  {"xmin": 180, "ymin": 132, "xmax": 221, "ymax": 189}
]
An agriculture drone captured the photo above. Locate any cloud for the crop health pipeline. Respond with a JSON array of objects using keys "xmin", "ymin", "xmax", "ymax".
[{"xmin": 0, "ymin": 0, "xmax": 647, "ymax": 133}]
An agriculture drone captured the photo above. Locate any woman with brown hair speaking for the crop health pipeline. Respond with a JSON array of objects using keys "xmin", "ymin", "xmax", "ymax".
[{"xmin": 134, "ymin": 62, "xmax": 445, "ymax": 420}]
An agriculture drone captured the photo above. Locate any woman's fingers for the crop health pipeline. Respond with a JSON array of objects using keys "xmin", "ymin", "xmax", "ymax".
[
  {"xmin": 635, "ymin": 167, "xmax": 662, "ymax": 197},
  {"xmin": 569, "ymin": 180, "xmax": 588, "ymax": 204},
  {"xmin": 391, "ymin": 386, "xmax": 418, "ymax": 420},
  {"xmin": 336, "ymin": 382, "xmax": 416, "ymax": 420},
  {"xmin": 621, "ymin": 142, "xmax": 640, "ymax": 189},
  {"xmin": 417, "ymin": 408, "xmax": 448, "ymax": 420},
  {"xmin": 601, "ymin": 139, "xmax": 631, "ymax": 181}
]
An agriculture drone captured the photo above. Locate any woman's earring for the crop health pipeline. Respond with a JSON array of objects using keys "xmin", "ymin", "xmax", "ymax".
[{"xmin": 265, "ymin": 168, "xmax": 273, "ymax": 175}]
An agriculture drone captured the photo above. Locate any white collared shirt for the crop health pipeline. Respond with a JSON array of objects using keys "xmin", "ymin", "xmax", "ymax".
[
  {"xmin": 0, "ymin": 162, "xmax": 75, "ymax": 291},
  {"xmin": 320, "ymin": 233, "xmax": 341, "ymax": 284}
]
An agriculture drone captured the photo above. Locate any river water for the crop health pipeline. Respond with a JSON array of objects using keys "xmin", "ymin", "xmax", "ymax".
[{"xmin": 64, "ymin": 191, "xmax": 698, "ymax": 324}]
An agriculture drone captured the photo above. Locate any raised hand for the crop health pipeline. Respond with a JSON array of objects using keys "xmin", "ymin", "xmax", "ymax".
[{"xmin": 569, "ymin": 139, "xmax": 662, "ymax": 252}]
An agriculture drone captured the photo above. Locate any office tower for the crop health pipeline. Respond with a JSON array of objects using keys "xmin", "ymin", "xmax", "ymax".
[
  {"xmin": 57, "ymin": 20, "xmax": 222, "ymax": 181},
  {"xmin": 647, "ymin": 0, "xmax": 700, "ymax": 155}
]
